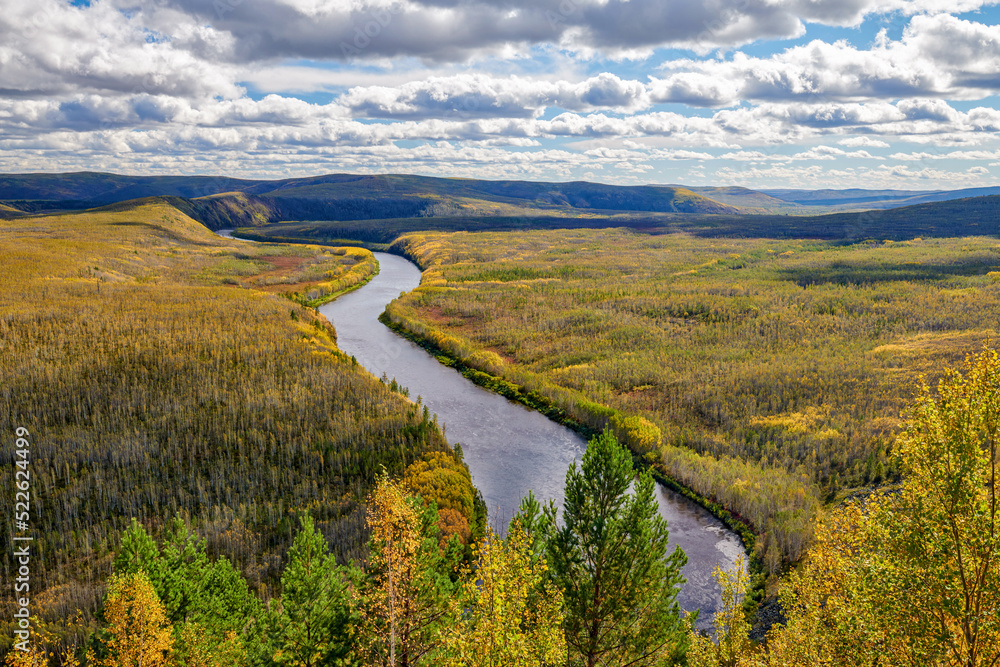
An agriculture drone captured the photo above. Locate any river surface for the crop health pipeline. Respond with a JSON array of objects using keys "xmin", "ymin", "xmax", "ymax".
[{"xmin": 316, "ymin": 250, "xmax": 745, "ymax": 629}]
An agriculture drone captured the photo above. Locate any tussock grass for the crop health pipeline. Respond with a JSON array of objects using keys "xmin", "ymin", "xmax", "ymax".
[{"xmin": 382, "ymin": 228, "xmax": 1000, "ymax": 569}]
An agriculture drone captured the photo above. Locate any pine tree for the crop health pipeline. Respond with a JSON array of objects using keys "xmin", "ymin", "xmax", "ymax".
[
  {"xmin": 113, "ymin": 518, "xmax": 164, "ymax": 589},
  {"xmin": 546, "ymin": 429, "xmax": 688, "ymax": 667},
  {"xmin": 111, "ymin": 517, "xmax": 265, "ymax": 665},
  {"xmin": 271, "ymin": 513, "xmax": 359, "ymax": 667}
]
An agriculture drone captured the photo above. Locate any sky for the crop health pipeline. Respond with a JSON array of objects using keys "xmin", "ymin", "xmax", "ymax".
[{"xmin": 3, "ymin": 0, "xmax": 1000, "ymax": 189}]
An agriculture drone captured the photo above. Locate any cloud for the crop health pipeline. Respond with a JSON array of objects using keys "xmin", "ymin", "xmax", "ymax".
[
  {"xmin": 0, "ymin": 0, "xmax": 241, "ymax": 99},
  {"xmin": 130, "ymin": 0, "xmax": 1000, "ymax": 64},
  {"xmin": 713, "ymin": 162, "xmax": 998, "ymax": 189},
  {"xmin": 651, "ymin": 14, "xmax": 1000, "ymax": 107},
  {"xmin": 839, "ymin": 136, "xmax": 891, "ymax": 147},
  {"xmin": 240, "ymin": 64, "xmax": 460, "ymax": 94},
  {"xmin": 4, "ymin": 94, "xmax": 997, "ymax": 158},
  {"xmin": 2, "ymin": 0, "xmax": 1000, "ymax": 188},
  {"xmin": 338, "ymin": 73, "xmax": 650, "ymax": 119}
]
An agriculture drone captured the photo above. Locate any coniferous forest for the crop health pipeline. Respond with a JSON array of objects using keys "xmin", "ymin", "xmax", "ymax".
[
  {"xmin": 0, "ymin": 201, "xmax": 457, "ymax": 657},
  {"xmin": 1, "ymin": 190, "xmax": 999, "ymax": 667}
]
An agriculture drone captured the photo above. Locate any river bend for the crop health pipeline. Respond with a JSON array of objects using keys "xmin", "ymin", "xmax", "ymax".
[{"xmin": 319, "ymin": 251, "xmax": 744, "ymax": 629}]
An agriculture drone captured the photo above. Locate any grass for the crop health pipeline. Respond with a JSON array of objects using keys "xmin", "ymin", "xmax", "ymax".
[{"xmin": 376, "ymin": 228, "xmax": 1000, "ymax": 571}]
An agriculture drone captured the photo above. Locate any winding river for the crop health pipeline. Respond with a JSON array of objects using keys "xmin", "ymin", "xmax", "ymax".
[{"xmin": 318, "ymin": 251, "xmax": 746, "ymax": 629}]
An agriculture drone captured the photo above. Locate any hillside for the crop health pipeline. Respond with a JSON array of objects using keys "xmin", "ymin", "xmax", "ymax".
[
  {"xmin": 0, "ymin": 198, "xmax": 453, "ymax": 649},
  {"xmin": 0, "ymin": 201, "xmax": 24, "ymax": 217},
  {"xmin": 762, "ymin": 185, "xmax": 1000, "ymax": 210},
  {"xmin": 0, "ymin": 172, "xmax": 743, "ymax": 221},
  {"xmin": 261, "ymin": 174, "xmax": 741, "ymax": 213},
  {"xmin": 4, "ymin": 172, "xmax": 999, "ymax": 240},
  {"xmin": 676, "ymin": 194, "xmax": 1000, "ymax": 239},
  {"xmin": 240, "ymin": 193, "xmax": 1000, "ymax": 247},
  {"xmin": 681, "ymin": 186, "xmax": 802, "ymax": 213},
  {"xmin": 0, "ymin": 172, "xmax": 263, "ymax": 202}
]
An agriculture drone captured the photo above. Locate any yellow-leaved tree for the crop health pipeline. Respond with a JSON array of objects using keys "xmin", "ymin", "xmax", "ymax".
[
  {"xmin": 362, "ymin": 472, "xmax": 457, "ymax": 667},
  {"xmin": 749, "ymin": 503, "xmax": 887, "ymax": 666},
  {"xmin": 865, "ymin": 347, "xmax": 1000, "ymax": 666},
  {"xmin": 686, "ymin": 557, "xmax": 752, "ymax": 667},
  {"xmin": 692, "ymin": 348, "xmax": 1000, "ymax": 667},
  {"xmin": 403, "ymin": 451, "xmax": 478, "ymax": 546},
  {"xmin": 765, "ymin": 350, "xmax": 1000, "ymax": 666},
  {"xmin": 3, "ymin": 617, "xmax": 82, "ymax": 667},
  {"xmin": 91, "ymin": 571, "xmax": 173, "ymax": 667},
  {"xmin": 438, "ymin": 520, "xmax": 565, "ymax": 667}
]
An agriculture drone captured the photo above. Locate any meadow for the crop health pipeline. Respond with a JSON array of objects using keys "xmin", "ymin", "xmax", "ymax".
[
  {"xmin": 379, "ymin": 228, "xmax": 1000, "ymax": 569},
  {"xmin": 0, "ymin": 200, "xmax": 450, "ymax": 651}
]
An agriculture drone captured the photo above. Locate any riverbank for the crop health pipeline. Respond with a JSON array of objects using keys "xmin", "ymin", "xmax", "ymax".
[
  {"xmin": 219, "ymin": 228, "xmax": 380, "ymax": 308},
  {"xmin": 321, "ymin": 251, "xmax": 747, "ymax": 628},
  {"xmin": 235, "ymin": 226, "xmax": 763, "ymax": 619},
  {"xmin": 379, "ymin": 306, "xmax": 765, "ymax": 611}
]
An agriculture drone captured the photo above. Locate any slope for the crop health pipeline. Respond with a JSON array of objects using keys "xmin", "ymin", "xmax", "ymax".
[
  {"xmin": 762, "ymin": 186, "xmax": 1000, "ymax": 210},
  {"xmin": 681, "ymin": 186, "xmax": 802, "ymax": 213},
  {"xmin": 240, "ymin": 193, "xmax": 1000, "ymax": 246},
  {"xmin": 0, "ymin": 198, "xmax": 450, "ymax": 632},
  {"xmin": 0, "ymin": 171, "xmax": 742, "ymax": 221}
]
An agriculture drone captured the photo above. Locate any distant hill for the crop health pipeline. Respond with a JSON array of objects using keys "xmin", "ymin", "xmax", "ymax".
[
  {"xmin": 679, "ymin": 193, "xmax": 1000, "ymax": 240},
  {"xmin": 0, "ymin": 202, "xmax": 24, "ymax": 217},
  {"xmin": 0, "ymin": 171, "xmax": 262, "ymax": 202},
  {"xmin": 0, "ymin": 171, "xmax": 741, "ymax": 224},
  {"xmin": 761, "ymin": 186, "xmax": 1000, "ymax": 210},
  {"xmin": 240, "ymin": 193, "xmax": 1000, "ymax": 246},
  {"xmin": 3, "ymin": 172, "xmax": 998, "ymax": 232},
  {"xmin": 680, "ymin": 186, "xmax": 801, "ymax": 213},
  {"xmin": 679, "ymin": 185, "xmax": 1000, "ymax": 214}
]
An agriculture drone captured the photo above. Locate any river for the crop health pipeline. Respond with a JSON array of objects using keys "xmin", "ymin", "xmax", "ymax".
[{"xmin": 318, "ymin": 250, "xmax": 745, "ymax": 629}]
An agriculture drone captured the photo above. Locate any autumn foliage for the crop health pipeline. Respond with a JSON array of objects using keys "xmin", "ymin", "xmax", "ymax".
[
  {"xmin": 381, "ymin": 228, "xmax": 1000, "ymax": 569},
  {"xmin": 90, "ymin": 573, "xmax": 173, "ymax": 667},
  {"xmin": 439, "ymin": 521, "xmax": 565, "ymax": 667},
  {"xmin": 692, "ymin": 348, "xmax": 1000, "ymax": 667},
  {"xmin": 0, "ymin": 202, "xmax": 450, "ymax": 651}
]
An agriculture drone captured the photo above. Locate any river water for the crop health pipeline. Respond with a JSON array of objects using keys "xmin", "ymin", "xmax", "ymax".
[{"xmin": 317, "ymin": 251, "xmax": 745, "ymax": 629}]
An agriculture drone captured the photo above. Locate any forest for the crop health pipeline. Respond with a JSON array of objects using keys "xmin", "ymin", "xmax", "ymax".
[
  {"xmin": 6, "ymin": 351, "xmax": 998, "ymax": 667},
  {"xmin": 6, "ymin": 427, "xmax": 702, "ymax": 667},
  {"xmin": 2, "ymin": 187, "xmax": 999, "ymax": 666},
  {"xmin": 0, "ymin": 201, "xmax": 465, "ymax": 655},
  {"xmin": 376, "ymin": 228, "xmax": 1000, "ymax": 569}
]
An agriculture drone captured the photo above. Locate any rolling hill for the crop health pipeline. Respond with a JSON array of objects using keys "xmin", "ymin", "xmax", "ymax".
[
  {"xmin": 0, "ymin": 172, "xmax": 742, "ymax": 222},
  {"xmin": 679, "ymin": 186, "xmax": 802, "ymax": 213},
  {"xmin": 239, "ymin": 193, "xmax": 1000, "ymax": 246},
  {"xmin": 761, "ymin": 186, "xmax": 1000, "ymax": 210},
  {"xmin": 2, "ymin": 172, "xmax": 998, "ymax": 240}
]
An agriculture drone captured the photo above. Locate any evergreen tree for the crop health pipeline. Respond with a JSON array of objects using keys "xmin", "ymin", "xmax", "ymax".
[
  {"xmin": 111, "ymin": 517, "xmax": 265, "ymax": 665},
  {"xmin": 113, "ymin": 518, "xmax": 165, "ymax": 589},
  {"xmin": 545, "ymin": 429, "xmax": 688, "ymax": 667},
  {"xmin": 271, "ymin": 513, "xmax": 360, "ymax": 667}
]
